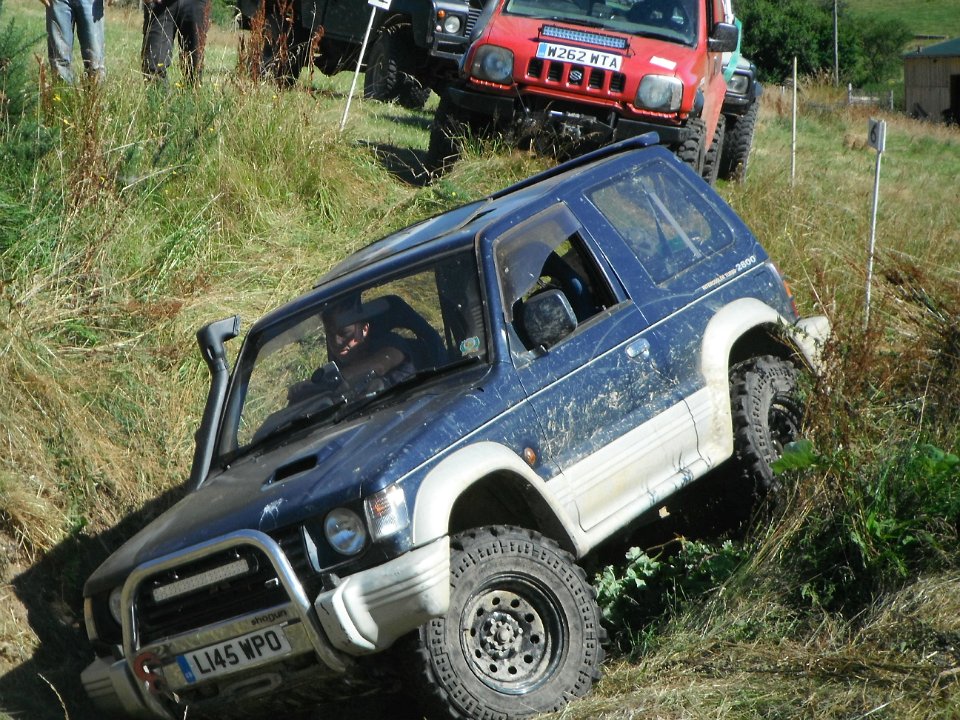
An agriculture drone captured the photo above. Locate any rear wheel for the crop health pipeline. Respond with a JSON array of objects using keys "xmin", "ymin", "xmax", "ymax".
[
  {"xmin": 407, "ymin": 526, "xmax": 604, "ymax": 720},
  {"xmin": 675, "ymin": 117, "xmax": 707, "ymax": 176}
]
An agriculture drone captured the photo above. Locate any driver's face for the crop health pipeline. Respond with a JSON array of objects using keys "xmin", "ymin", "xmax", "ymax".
[{"xmin": 333, "ymin": 321, "xmax": 369, "ymax": 357}]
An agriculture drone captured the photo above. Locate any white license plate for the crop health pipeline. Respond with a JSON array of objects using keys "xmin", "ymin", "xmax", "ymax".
[
  {"xmin": 536, "ymin": 42, "xmax": 622, "ymax": 71},
  {"xmin": 176, "ymin": 624, "xmax": 292, "ymax": 684}
]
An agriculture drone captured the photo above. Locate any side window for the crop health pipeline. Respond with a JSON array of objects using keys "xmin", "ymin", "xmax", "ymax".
[
  {"xmin": 586, "ymin": 159, "xmax": 734, "ymax": 284},
  {"xmin": 494, "ymin": 204, "xmax": 617, "ymax": 353}
]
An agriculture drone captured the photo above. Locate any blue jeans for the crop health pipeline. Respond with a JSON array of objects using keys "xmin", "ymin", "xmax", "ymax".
[{"xmin": 46, "ymin": 0, "xmax": 106, "ymax": 83}]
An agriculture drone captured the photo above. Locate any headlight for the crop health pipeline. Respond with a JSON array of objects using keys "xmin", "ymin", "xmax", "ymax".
[
  {"xmin": 109, "ymin": 586, "xmax": 123, "ymax": 625},
  {"xmin": 726, "ymin": 73, "xmax": 750, "ymax": 95},
  {"xmin": 442, "ymin": 14, "xmax": 462, "ymax": 34},
  {"xmin": 364, "ymin": 484, "xmax": 410, "ymax": 541},
  {"xmin": 324, "ymin": 508, "xmax": 367, "ymax": 556},
  {"xmin": 470, "ymin": 45, "xmax": 514, "ymax": 84},
  {"xmin": 635, "ymin": 75, "xmax": 683, "ymax": 113}
]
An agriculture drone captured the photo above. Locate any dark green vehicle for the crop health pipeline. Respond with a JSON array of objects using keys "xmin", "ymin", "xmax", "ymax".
[{"xmin": 237, "ymin": 0, "xmax": 484, "ymax": 106}]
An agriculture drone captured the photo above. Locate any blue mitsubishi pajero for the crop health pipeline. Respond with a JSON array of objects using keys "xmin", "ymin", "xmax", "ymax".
[{"xmin": 81, "ymin": 136, "xmax": 829, "ymax": 720}]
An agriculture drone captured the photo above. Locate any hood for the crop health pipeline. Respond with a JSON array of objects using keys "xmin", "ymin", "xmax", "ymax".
[{"xmin": 85, "ymin": 367, "xmax": 504, "ymax": 596}]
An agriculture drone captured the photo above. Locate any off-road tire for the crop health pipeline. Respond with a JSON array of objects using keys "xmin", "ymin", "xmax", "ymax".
[
  {"xmin": 718, "ymin": 99, "xmax": 759, "ymax": 181},
  {"xmin": 364, "ymin": 24, "xmax": 430, "ymax": 109},
  {"xmin": 675, "ymin": 117, "xmax": 707, "ymax": 176},
  {"xmin": 701, "ymin": 114, "xmax": 725, "ymax": 186},
  {"xmin": 261, "ymin": 2, "xmax": 310, "ymax": 88},
  {"xmin": 364, "ymin": 26, "xmax": 403, "ymax": 102},
  {"xmin": 407, "ymin": 526, "xmax": 605, "ymax": 720},
  {"xmin": 730, "ymin": 355, "xmax": 803, "ymax": 498},
  {"xmin": 397, "ymin": 78, "xmax": 432, "ymax": 110}
]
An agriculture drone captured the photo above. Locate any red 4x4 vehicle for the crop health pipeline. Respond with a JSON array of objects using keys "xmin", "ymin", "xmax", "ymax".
[{"xmin": 428, "ymin": 0, "xmax": 739, "ymax": 182}]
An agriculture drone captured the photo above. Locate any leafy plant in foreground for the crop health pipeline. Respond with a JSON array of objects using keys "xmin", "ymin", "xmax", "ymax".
[
  {"xmin": 779, "ymin": 442, "xmax": 960, "ymax": 614},
  {"xmin": 596, "ymin": 539, "xmax": 750, "ymax": 652}
]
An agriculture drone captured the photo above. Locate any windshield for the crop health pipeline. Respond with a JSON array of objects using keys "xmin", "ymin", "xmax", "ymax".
[
  {"xmin": 504, "ymin": 0, "xmax": 699, "ymax": 46},
  {"xmin": 218, "ymin": 250, "xmax": 487, "ymax": 461}
]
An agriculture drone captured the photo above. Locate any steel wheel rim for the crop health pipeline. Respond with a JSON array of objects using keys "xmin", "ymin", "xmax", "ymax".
[{"xmin": 460, "ymin": 574, "xmax": 565, "ymax": 694}]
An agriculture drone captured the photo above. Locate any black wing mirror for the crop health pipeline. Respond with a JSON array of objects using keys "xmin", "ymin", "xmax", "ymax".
[
  {"xmin": 521, "ymin": 289, "xmax": 577, "ymax": 350},
  {"xmin": 708, "ymin": 22, "xmax": 739, "ymax": 53}
]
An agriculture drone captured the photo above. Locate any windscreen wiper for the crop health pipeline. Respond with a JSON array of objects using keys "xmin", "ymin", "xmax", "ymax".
[{"xmin": 548, "ymin": 15, "xmax": 605, "ymax": 29}]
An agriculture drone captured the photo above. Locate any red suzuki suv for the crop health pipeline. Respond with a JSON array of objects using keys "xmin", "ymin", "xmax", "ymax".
[{"xmin": 428, "ymin": 0, "xmax": 739, "ymax": 183}]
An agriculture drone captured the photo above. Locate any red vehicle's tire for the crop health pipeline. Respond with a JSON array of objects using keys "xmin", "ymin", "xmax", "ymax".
[
  {"xmin": 675, "ymin": 117, "xmax": 707, "ymax": 176},
  {"xmin": 701, "ymin": 114, "xmax": 725, "ymax": 186}
]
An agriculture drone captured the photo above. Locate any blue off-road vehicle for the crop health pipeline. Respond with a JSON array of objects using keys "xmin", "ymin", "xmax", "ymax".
[{"xmin": 81, "ymin": 136, "xmax": 829, "ymax": 720}]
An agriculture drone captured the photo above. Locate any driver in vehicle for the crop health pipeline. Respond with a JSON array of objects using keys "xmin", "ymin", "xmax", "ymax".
[{"xmin": 320, "ymin": 296, "xmax": 415, "ymax": 393}]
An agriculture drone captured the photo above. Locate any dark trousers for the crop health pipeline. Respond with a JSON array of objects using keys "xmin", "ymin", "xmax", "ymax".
[{"xmin": 142, "ymin": 0, "xmax": 209, "ymax": 83}]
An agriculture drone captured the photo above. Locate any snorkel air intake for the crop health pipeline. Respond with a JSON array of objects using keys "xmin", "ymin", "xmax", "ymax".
[{"xmin": 188, "ymin": 315, "xmax": 240, "ymax": 489}]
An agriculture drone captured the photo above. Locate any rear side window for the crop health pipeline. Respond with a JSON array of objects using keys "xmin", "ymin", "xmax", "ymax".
[{"xmin": 586, "ymin": 159, "xmax": 733, "ymax": 284}]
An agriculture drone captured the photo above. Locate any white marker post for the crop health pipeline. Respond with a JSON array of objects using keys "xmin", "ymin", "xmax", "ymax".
[
  {"xmin": 864, "ymin": 117, "xmax": 886, "ymax": 331},
  {"xmin": 790, "ymin": 56, "xmax": 797, "ymax": 185},
  {"xmin": 339, "ymin": 0, "xmax": 392, "ymax": 132}
]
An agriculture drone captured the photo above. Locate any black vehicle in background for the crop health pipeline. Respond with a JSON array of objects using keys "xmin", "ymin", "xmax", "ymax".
[{"xmin": 236, "ymin": 0, "xmax": 484, "ymax": 106}]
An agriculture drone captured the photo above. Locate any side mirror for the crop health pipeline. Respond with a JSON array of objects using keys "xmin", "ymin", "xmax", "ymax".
[
  {"xmin": 708, "ymin": 22, "xmax": 739, "ymax": 53},
  {"xmin": 521, "ymin": 289, "xmax": 577, "ymax": 350}
]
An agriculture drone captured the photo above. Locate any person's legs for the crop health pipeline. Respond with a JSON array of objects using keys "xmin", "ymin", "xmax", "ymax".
[
  {"xmin": 174, "ymin": 0, "xmax": 209, "ymax": 84},
  {"xmin": 141, "ymin": 3, "xmax": 176, "ymax": 80},
  {"xmin": 45, "ymin": 0, "xmax": 76, "ymax": 83},
  {"xmin": 74, "ymin": 0, "xmax": 106, "ymax": 82}
]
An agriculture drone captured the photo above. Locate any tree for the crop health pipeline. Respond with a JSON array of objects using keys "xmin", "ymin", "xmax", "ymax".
[{"xmin": 736, "ymin": 0, "xmax": 910, "ymax": 86}]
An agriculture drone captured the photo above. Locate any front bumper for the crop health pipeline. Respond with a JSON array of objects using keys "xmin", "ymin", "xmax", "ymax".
[
  {"xmin": 447, "ymin": 85, "xmax": 692, "ymax": 145},
  {"xmin": 315, "ymin": 536, "xmax": 450, "ymax": 653},
  {"xmin": 82, "ymin": 532, "xmax": 451, "ymax": 718},
  {"xmin": 792, "ymin": 315, "xmax": 832, "ymax": 373}
]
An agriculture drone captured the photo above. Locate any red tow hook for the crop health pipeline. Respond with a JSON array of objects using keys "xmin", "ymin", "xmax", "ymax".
[{"xmin": 132, "ymin": 651, "xmax": 165, "ymax": 695}]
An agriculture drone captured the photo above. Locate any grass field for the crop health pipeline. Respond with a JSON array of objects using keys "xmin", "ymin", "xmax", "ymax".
[
  {"xmin": 1, "ymin": 0, "xmax": 959, "ymax": 718},
  {"xmin": 847, "ymin": 0, "xmax": 960, "ymax": 40}
]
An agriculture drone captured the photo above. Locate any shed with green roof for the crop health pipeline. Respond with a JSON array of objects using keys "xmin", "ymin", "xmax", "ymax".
[{"xmin": 904, "ymin": 37, "xmax": 960, "ymax": 122}]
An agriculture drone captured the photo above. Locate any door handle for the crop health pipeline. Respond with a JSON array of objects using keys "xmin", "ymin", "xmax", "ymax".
[{"xmin": 625, "ymin": 338, "xmax": 651, "ymax": 362}]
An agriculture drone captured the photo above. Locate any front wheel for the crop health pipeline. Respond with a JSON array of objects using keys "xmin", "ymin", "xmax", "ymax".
[
  {"xmin": 675, "ymin": 117, "xmax": 707, "ymax": 176},
  {"xmin": 701, "ymin": 114, "xmax": 725, "ymax": 186},
  {"xmin": 407, "ymin": 526, "xmax": 604, "ymax": 720}
]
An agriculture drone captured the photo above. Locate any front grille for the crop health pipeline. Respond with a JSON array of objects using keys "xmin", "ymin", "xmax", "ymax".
[
  {"xmin": 135, "ymin": 529, "xmax": 312, "ymax": 646},
  {"xmin": 465, "ymin": 7, "xmax": 481, "ymax": 36},
  {"xmin": 526, "ymin": 57, "xmax": 627, "ymax": 98}
]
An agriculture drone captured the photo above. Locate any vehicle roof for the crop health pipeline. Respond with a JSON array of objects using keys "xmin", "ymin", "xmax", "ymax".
[{"xmin": 250, "ymin": 135, "xmax": 667, "ymax": 335}]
